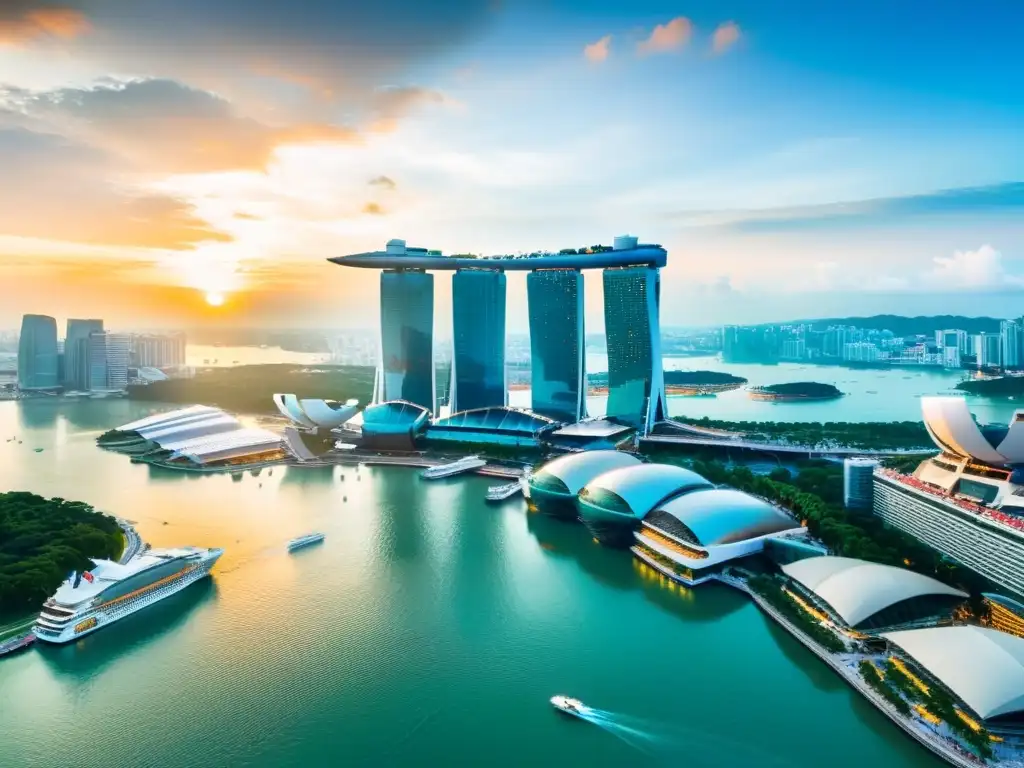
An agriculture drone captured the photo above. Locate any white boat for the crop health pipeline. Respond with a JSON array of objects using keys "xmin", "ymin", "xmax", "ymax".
[
  {"xmin": 420, "ymin": 456, "xmax": 486, "ymax": 480},
  {"xmin": 33, "ymin": 546, "xmax": 223, "ymax": 645},
  {"xmin": 550, "ymin": 695, "xmax": 587, "ymax": 718},
  {"xmin": 287, "ymin": 532, "xmax": 325, "ymax": 551},
  {"xmin": 486, "ymin": 482, "xmax": 522, "ymax": 502}
]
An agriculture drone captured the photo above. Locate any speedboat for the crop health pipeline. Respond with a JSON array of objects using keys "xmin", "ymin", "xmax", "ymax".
[{"xmin": 550, "ymin": 695, "xmax": 586, "ymax": 718}]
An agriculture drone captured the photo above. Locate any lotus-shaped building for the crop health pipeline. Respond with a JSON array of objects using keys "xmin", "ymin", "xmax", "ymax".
[{"xmin": 273, "ymin": 394, "xmax": 359, "ymax": 430}]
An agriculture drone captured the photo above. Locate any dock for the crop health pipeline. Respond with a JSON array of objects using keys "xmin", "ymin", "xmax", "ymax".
[{"xmin": 486, "ymin": 481, "xmax": 523, "ymax": 502}]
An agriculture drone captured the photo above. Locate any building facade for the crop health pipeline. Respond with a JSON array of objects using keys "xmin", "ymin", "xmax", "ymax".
[
  {"xmin": 844, "ymin": 458, "xmax": 879, "ymax": 509},
  {"xmin": 379, "ymin": 270, "xmax": 435, "ymax": 412},
  {"xmin": 131, "ymin": 333, "xmax": 187, "ymax": 368},
  {"xmin": 17, "ymin": 314, "xmax": 60, "ymax": 391},
  {"xmin": 65, "ymin": 319, "xmax": 103, "ymax": 389},
  {"xmin": 450, "ymin": 270, "xmax": 506, "ymax": 413},
  {"xmin": 602, "ymin": 265, "xmax": 666, "ymax": 432},
  {"xmin": 87, "ymin": 332, "xmax": 130, "ymax": 391},
  {"xmin": 527, "ymin": 269, "xmax": 586, "ymax": 422}
]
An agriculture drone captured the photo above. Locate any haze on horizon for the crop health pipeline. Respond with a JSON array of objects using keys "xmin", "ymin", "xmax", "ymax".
[{"xmin": 1, "ymin": 0, "xmax": 1022, "ymax": 332}]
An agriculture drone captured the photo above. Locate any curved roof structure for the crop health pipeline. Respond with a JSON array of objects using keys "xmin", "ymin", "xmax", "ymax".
[
  {"xmin": 654, "ymin": 488, "xmax": 800, "ymax": 546},
  {"xmin": 168, "ymin": 428, "xmax": 283, "ymax": 465},
  {"xmin": 115, "ymin": 405, "xmax": 219, "ymax": 435},
  {"xmin": 431, "ymin": 407, "xmax": 557, "ymax": 435},
  {"xmin": 273, "ymin": 393, "xmax": 317, "ymax": 429},
  {"xmin": 361, "ymin": 400, "xmax": 430, "ymax": 430},
  {"xmin": 920, "ymin": 396, "xmax": 1024, "ymax": 465},
  {"xmin": 273, "ymin": 394, "xmax": 359, "ymax": 429},
  {"xmin": 781, "ymin": 556, "xmax": 968, "ymax": 628},
  {"xmin": 531, "ymin": 450, "xmax": 642, "ymax": 496},
  {"xmin": 882, "ymin": 626, "xmax": 1024, "ymax": 721},
  {"xmin": 580, "ymin": 464, "xmax": 713, "ymax": 519}
]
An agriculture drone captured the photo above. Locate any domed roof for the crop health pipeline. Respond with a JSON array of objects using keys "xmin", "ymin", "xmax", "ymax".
[
  {"xmin": 654, "ymin": 488, "xmax": 800, "ymax": 546},
  {"xmin": 433, "ymin": 407, "xmax": 557, "ymax": 435},
  {"xmin": 530, "ymin": 450, "xmax": 642, "ymax": 496},
  {"xmin": 781, "ymin": 556, "xmax": 968, "ymax": 628},
  {"xmin": 579, "ymin": 463, "xmax": 713, "ymax": 519}
]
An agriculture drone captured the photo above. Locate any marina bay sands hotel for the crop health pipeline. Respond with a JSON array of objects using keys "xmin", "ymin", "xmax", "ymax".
[{"xmin": 328, "ymin": 235, "xmax": 668, "ymax": 434}]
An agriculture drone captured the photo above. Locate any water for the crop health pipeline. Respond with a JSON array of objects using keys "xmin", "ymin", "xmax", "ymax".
[
  {"xmin": 187, "ymin": 344, "xmax": 331, "ymax": 367},
  {"xmin": 0, "ymin": 399, "xmax": 945, "ymax": 767}
]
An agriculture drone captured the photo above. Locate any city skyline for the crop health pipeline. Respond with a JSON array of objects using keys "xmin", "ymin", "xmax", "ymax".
[{"xmin": 1, "ymin": 1, "xmax": 1022, "ymax": 329}]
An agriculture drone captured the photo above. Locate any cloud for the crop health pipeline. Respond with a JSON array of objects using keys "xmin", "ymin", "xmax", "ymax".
[
  {"xmin": 712, "ymin": 21, "xmax": 741, "ymax": 54},
  {"xmin": 583, "ymin": 34, "xmax": 612, "ymax": 63},
  {"xmin": 0, "ymin": 127, "xmax": 228, "ymax": 249},
  {"xmin": 369, "ymin": 175, "xmax": 397, "ymax": 190},
  {"xmin": 368, "ymin": 86, "xmax": 449, "ymax": 133},
  {"xmin": 926, "ymin": 245, "xmax": 1023, "ymax": 291},
  {"xmin": 362, "ymin": 202, "xmax": 385, "ymax": 215},
  {"xmin": 637, "ymin": 17, "xmax": 692, "ymax": 56},
  {"xmin": 0, "ymin": 2, "xmax": 89, "ymax": 45}
]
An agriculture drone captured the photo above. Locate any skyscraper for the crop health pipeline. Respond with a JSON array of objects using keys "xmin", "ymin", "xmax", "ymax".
[
  {"xmin": 65, "ymin": 318, "xmax": 103, "ymax": 390},
  {"xmin": 87, "ymin": 332, "xmax": 130, "ymax": 391},
  {"xmin": 602, "ymin": 265, "xmax": 666, "ymax": 432},
  {"xmin": 450, "ymin": 270, "xmax": 506, "ymax": 413},
  {"xmin": 131, "ymin": 332, "xmax": 186, "ymax": 368},
  {"xmin": 17, "ymin": 314, "xmax": 59, "ymax": 391},
  {"xmin": 1002, "ymin": 320, "xmax": 1021, "ymax": 370},
  {"xmin": 379, "ymin": 270, "xmax": 435, "ymax": 411},
  {"xmin": 527, "ymin": 269, "xmax": 586, "ymax": 422}
]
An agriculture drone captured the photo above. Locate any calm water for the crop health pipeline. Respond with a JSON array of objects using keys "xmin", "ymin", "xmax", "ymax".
[
  {"xmin": 0, "ymin": 400, "xmax": 943, "ymax": 767},
  {"xmin": 187, "ymin": 344, "xmax": 331, "ymax": 368}
]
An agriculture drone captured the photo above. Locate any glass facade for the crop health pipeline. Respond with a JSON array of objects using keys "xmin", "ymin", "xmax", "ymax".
[
  {"xmin": 379, "ymin": 270, "xmax": 435, "ymax": 412},
  {"xmin": 65, "ymin": 319, "xmax": 103, "ymax": 389},
  {"xmin": 17, "ymin": 314, "xmax": 59, "ymax": 390},
  {"xmin": 451, "ymin": 270, "xmax": 506, "ymax": 413},
  {"xmin": 527, "ymin": 269, "xmax": 585, "ymax": 422},
  {"xmin": 602, "ymin": 267, "xmax": 665, "ymax": 432}
]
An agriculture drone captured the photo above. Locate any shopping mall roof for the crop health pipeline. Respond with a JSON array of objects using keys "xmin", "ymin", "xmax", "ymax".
[
  {"xmin": 168, "ymin": 428, "xmax": 283, "ymax": 465},
  {"xmin": 530, "ymin": 450, "xmax": 643, "ymax": 496},
  {"xmin": 781, "ymin": 556, "xmax": 968, "ymax": 628},
  {"xmin": 882, "ymin": 626, "xmax": 1024, "ymax": 721},
  {"xmin": 921, "ymin": 396, "xmax": 1024, "ymax": 466},
  {"xmin": 550, "ymin": 419, "xmax": 635, "ymax": 439},
  {"xmin": 579, "ymin": 463, "xmax": 713, "ymax": 519},
  {"xmin": 653, "ymin": 488, "xmax": 801, "ymax": 546},
  {"xmin": 431, "ymin": 407, "xmax": 557, "ymax": 435}
]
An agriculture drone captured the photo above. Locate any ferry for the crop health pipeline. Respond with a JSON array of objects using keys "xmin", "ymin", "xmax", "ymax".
[
  {"xmin": 486, "ymin": 482, "xmax": 522, "ymax": 502},
  {"xmin": 287, "ymin": 532, "xmax": 325, "ymax": 552},
  {"xmin": 420, "ymin": 456, "xmax": 486, "ymax": 480},
  {"xmin": 550, "ymin": 695, "xmax": 587, "ymax": 718},
  {"xmin": 33, "ymin": 546, "xmax": 223, "ymax": 645}
]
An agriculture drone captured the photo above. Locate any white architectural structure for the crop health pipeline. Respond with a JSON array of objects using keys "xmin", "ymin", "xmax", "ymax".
[{"xmin": 273, "ymin": 394, "xmax": 359, "ymax": 430}]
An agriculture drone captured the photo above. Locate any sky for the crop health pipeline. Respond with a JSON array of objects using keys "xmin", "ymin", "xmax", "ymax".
[{"xmin": 1, "ymin": 0, "xmax": 1022, "ymax": 332}]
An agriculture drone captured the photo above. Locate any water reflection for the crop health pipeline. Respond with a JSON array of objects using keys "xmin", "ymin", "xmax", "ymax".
[
  {"xmin": 37, "ymin": 578, "xmax": 216, "ymax": 679},
  {"xmin": 634, "ymin": 562, "xmax": 746, "ymax": 624},
  {"xmin": 16, "ymin": 400, "xmax": 60, "ymax": 430},
  {"xmin": 280, "ymin": 465, "xmax": 335, "ymax": 488},
  {"xmin": 374, "ymin": 468, "xmax": 424, "ymax": 563},
  {"xmin": 526, "ymin": 512, "xmax": 642, "ymax": 593},
  {"xmin": 759, "ymin": 615, "xmax": 845, "ymax": 693}
]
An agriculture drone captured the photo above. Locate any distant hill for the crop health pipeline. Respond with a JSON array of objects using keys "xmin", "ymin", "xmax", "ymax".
[{"xmin": 755, "ymin": 315, "xmax": 1004, "ymax": 336}]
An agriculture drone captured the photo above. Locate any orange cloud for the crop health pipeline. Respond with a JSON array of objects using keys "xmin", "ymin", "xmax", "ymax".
[
  {"xmin": 362, "ymin": 202, "xmax": 385, "ymax": 215},
  {"xmin": 583, "ymin": 34, "xmax": 612, "ymax": 63},
  {"xmin": 368, "ymin": 86, "xmax": 449, "ymax": 133},
  {"xmin": 712, "ymin": 21, "xmax": 741, "ymax": 54},
  {"xmin": 637, "ymin": 17, "xmax": 692, "ymax": 56},
  {"xmin": 0, "ymin": 5, "xmax": 89, "ymax": 45}
]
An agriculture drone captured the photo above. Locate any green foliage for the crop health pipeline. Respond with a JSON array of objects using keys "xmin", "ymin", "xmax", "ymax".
[
  {"xmin": 128, "ymin": 364, "xmax": 375, "ymax": 416},
  {"xmin": 748, "ymin": 574, "xmax": 845, "ymax": 653},
  {"xmin": 957, "ymin": 376, "xmax": 1024, "ymax": 398},
  {"xmin": 669, "ymin": 417, "xmax": 934, "ymax": 451},
  {"xmin": 0, "ymin": 492, "xmax": 123, "ymax": 618},
  {"xmin": 881, "ymin": 454, "xmax": 933, "ymax": 473},
  {"xmin": 754, "ymin": 382, "xmax": 843, "ymax": 398},
  {"xmin": 663, "ymin": 370, "xmax": 747, "ymax": 386},
  {"xmin": 859, "ymin": 660, "xmax": 912, "ymax": 716}
]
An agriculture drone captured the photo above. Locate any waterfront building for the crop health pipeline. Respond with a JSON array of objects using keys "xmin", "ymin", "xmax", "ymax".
[
  {"xmin": 131, "ymin": 332, "xmax": 187, "ymax": 369},
  {"xmin": 974, "ymin": 332, "xmax": 1002, "ymax": 368},
  {"xmin": 1003, "ymin": 320, "xmax": 1022, "ymax": 370},
  {"xmin": 65, "ymin": 318, "xmax": 103, "ymax": 389},
  {"xmin": 272, "ymin": 394, "xmax": 359, "ymax": 430},
  {"xmin": 763, "ymin": 537, "xmax": 829, "ymax": 566},
  {"xmin": 527, "ymin": 269, "xmax": 586, "ymax": 422},
  {"xmin": 872, "ymin": 397, "xmax": 1024, "ymax": 597},
  {"xmin": 781, "ymin": 556, "xmax": 967, "ymax": 633},
  {"xmin": 602, "ymin": 262, "xmax": 666, "ymax": 432},
  {"xmin": 356, "ymin": 400, "xmax": 431, "ymax": 450},
  {"xmin": 379, "ymin": 262, "xmax": 435, "ymax": 412},
  {"xmin": 843, "ymin": 458, "xmax": 879, "ymax": 510},
  {"xmin": 450, "ymin": 270, "xmax": 506, "ymax": 413},
  {"xmin": 882, "ymin": 626, "xmax": 1024, "ymax": 745},
  {"xmin": 87, "ymin": 331, "xmax": 130, "ymax": 391},
  {"xmin": 17, "ymin": 314, "xmax": 59, "ymax": 391},
  {"xmin": 984, "ymin": 594, "xmax": 1024, "ymax": 639},
  {"xmin": 425, "ymin": 407, "xmax": 557, "ymax": 448},
  {"xmin": 528, "ymin": 450, "xmax": 642, "ymax": 519}
]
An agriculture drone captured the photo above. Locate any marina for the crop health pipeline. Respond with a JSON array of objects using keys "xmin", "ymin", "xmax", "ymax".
[{"xmin": 419, "ymin": 455, "xmax": 487, "ymax": 480}]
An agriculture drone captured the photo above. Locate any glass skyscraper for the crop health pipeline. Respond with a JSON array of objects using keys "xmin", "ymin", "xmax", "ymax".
[
  {"xmin": 17, "ymin": 314, "xmax": 59, "ymax": 390},
  {"xmin": 602, "ymin": 267, "xmax": 665, "ymax": 431},
  {"xmin": 527, "ymin": 269, "xmax": 586, "ymax": 422},
  {"xmin": 379, "ymin": 270, "xmax": 435, "ymax": 412},
  {"xmin": 450, "ymin": 270, "xmax": 506, "ymax": 413},
  {"xmin": 65, "ymin": 318, "xmax": 103, "ymax": 390},
  {"xmin": 87, "ymin": 332, "xmax": 130, "ymax": 391}
]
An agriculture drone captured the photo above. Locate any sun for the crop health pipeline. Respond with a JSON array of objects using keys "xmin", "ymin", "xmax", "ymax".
[{"xmin": 205, "ymin": 292, "xmax": 225, "ymax": 307}]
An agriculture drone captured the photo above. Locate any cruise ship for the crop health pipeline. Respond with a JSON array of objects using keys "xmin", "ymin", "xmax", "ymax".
[
  {"xmin": 420, "ymin": 456, "xmax": 486, "ymax": 480},
  {"xmin": 287, "ymin": 532, "xmax": 325, "ymax": 551},
  {"xmin": 33, "ymin": 546, "xmax": 223, "ymax": 645}
]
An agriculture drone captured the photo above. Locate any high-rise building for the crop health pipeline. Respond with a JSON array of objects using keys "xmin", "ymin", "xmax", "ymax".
[
  {"xmin": 131, "ymin": 332, "xmax": 186, "ymax": 368},
  {"xmin": 87, "ymin": 332, "xmax": 130, "ymax": 391},
  {"xmin": 843, "ymin": 458, "xmax": 879, "ymax": 509},
  {"xmin": 379, "ymin": 269, "xmax": 435, "ymax": 412},
  {"xmin": 1002, "ymin": 320, "xmax": 1021, "ymax": 370},
  {"xmin": 65, "ymin": 319, "xmax": 103, "ymax": 390},
  {"xmin": 527, "ymin": 269, "xmax": 586, "ymax": 422},
  {"xmin": 17, "ymin": 314, "xmax": 59, "ymax": 391},
  {"xmin": 975, "ymin": 332, "xmax": 1002, "ymax": 368},
  {"xmin": 450, "ymin": 270, "xmax": 506, "ymax": 413},
  {"xmin": 602, "ymin": 265, "xmax": 666, "ymax": 432}
]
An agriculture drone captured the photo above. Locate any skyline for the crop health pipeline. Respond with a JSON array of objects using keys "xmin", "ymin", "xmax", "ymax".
[{"xmin": 2, "ymin": 0, "xmax": 1023, "ymax": 329}]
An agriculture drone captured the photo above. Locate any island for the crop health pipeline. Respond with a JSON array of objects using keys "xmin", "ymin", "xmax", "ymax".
[
  {"xmin": 663, "ymin": 370, "xmax": 747, "ymax": 395},
  {"xmin": 956, "ymin": 376, "xmax": 1024, "ymax": 398},
  {"xmin": 748, "ymin": 381, "xmax": 843, "ymax": 401},
  {"xmin": 0, "ymin": 492, "xmax": 124, "ymax": 618}
]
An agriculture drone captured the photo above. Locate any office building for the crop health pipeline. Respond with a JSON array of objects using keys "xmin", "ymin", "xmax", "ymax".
[
  {"xmin": 379, "ymin": 265, "xmax": 435, "ymax": 412},
  {"xmin": 527, "ymin": 269, "xmax": 586, "ymax": 422},
  {"xmin": 65, "ymin": 319, "xmax": 103, "ymax": 390},
  {"xmin": 17, "ymin": 314, "xmax": 59, "ymax": 391},
  {"xmin": 87, "ymin": 332, "xmax": 130, "ymax": 391},
  {"xmin": 603, "ymin": 262, "xmax": 666, "ymax": 432},
  {"xmin": 974, "ymin": 332, "xmax": 1002, "ymax": 368},
  {"xmin": 131, "ymin": 332, "xmax": 187, "ymax": 368},
  {"xmin": 450, "ymin": 270, "xmax": 506, "ymax": 413},
  {"xmin": 844, "ymin": 458, "xmax": 879, "ymax": 509},
  {"xmin": 873, "ymin": 397, "xmax": 1024, "ymax": 597},
  {"xmin": 1003, "ymin": 320, "xmax": 1022, "ymax": 370}
]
